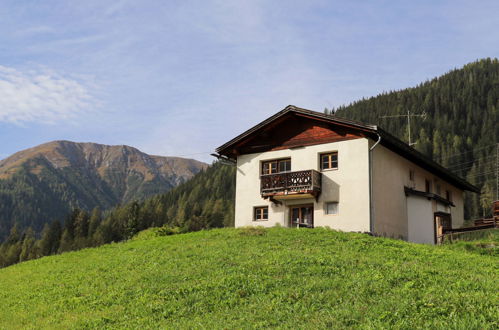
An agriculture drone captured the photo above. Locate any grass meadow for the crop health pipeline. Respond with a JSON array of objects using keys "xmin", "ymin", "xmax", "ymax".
[{"xmin": 0, "ymin": 227, "xmax": 497, "ymax": 329}]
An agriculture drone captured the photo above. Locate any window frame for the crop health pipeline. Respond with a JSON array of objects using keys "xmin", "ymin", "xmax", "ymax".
[
  {"xmin": 253, "ymin": 206, "xmax": 269, "ymax": 221},
  {"xmin": 446, "ymin": 190, "xmax": 452, "ymax": 202},
  {"xmin": 425, "ymin": 179, "xmax": 431, "ymax": 193},
  {"xmin": 319, "ymin": 151, "xmax": 338, "ymax": 171},
  {"xmin": 261, "ymin": 158, "xmax": 291, "ymax": 175},
  {"xmin": 324, "ymin": 201, "xmax": 339, "ymax": 215},
  {"xmin": 409, "ymin": 169, "xmax": 415, "ymax": 181}
]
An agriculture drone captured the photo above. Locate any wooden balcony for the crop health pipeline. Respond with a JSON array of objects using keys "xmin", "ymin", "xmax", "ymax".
[{"xmin": 260, "ymin": 170, "xmax": 321, "ymax": 201}]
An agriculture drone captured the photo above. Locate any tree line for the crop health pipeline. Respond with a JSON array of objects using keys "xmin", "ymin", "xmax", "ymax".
[
  {"xmin": 2, "ymin": 58, "xmax": 497, "ymax": 268},
  {"xmin": 0, "ymin": 163, "xmax": 235, "ymax": 268},
  {"xmin": 331, "ymin": 58, "xmax": 498, "ymax": 219}
]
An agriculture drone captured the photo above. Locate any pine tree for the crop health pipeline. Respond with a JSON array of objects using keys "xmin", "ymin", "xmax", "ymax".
[
  {"xmin": 58, "ymin": 229, "xmax": 74, "ymax": 253},
  {"xmin": 19, "ymin": 227, "xmax": 36, "ymax": 262},
  {"xmin": 88, "ymin": 207, "xmax": 102, "ymax": 242},
  {"xmin": 73, "ymin": 210, "xmax": 90, "ymax": 248}
]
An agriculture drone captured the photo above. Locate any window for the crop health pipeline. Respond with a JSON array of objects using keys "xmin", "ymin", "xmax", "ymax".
[
  {"xmin": 436, "ymin": 184, "xmax": 441, "ymax": 196},
  {"xmin": 325, "ymin": 202, "xmax": 339, "ymax": 215},
  {"xmin": 425, "ymin": 179, "xmax": 431, "ymax": 193},
  {"xmin": 320, "ymin": 152, "xmax": 338, "ymax": 170},
  {"xmin": 446, "ymin": 190, "xmax": 452, "ymax": 202},
  {"xmin": 262, "ymin": 158, "xmax": 291, "ymax": 175},
  {"xmin": 254, "ymin": 206, "xmax": 268, "ymax": 221},
  {"xmin": 409, "ymin": 169, "xmax": 415, "ymax": 181}
]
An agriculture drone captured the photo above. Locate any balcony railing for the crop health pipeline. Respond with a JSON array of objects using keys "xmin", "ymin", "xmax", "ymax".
[{"xmin": 260, "ymin": 170, "xmax": 321, "ymax": 198}]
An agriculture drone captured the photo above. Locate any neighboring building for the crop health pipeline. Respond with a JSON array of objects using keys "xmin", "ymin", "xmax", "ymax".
[{"xmin": 215, "ymin": 106, "xmax": 479, "ymax": 244}]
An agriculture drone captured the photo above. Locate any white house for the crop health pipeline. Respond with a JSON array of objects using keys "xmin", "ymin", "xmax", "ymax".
[{"xmin": 215, "ymin": 106, "xmax": 478, "ymax": 244}]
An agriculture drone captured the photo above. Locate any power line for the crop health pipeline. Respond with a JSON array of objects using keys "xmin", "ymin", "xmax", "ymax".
[
  {"xmin": 447, "ymin": 159, "xmax": 495, "ymax": 171},
  {"xmin": 438, "ymin": 144, "xmax": 496, "ymax": 160},
  {"xmin": 464, "ymin": 170, "xmax": 497, "ymax": 179},
  {"xmin": 172, "ymin": 151, "xmax": 213, "ymax": 157},
  {"xmin": 447, "ymin": 155, "xmax": 496, "ymax": 169},
  {"xmin": 447, "ymin": 160, "xmax": 496, "ymax": 173}
]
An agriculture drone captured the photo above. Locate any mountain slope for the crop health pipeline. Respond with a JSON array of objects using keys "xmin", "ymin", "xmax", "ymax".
[
  {"xmin": 333, "ymin": 58, "xmax": 499, "ymax": 219},
  {"xmin": 0, "ymin": 228, "xmax": 496, "ymax": 328},
  {"xmin": 0, "ymin": 141, "xmax": 207, "ymax": 239}
]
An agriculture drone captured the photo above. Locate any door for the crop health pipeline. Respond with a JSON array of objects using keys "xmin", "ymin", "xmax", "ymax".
[
  {"xmin": 290, "ymin": 205, "xmax": 314, "ymax": 228},
  {"xmin": 434, "ymin": 212, "xmax": 451, "ymax": 244}
]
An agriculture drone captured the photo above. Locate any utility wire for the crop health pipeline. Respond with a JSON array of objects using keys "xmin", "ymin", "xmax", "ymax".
[
  {"xmin": 447, "ymin": 155, "xmax": 496, "ymax": 169},
  {"xmin": 172, "ymin": 151, "xmax": 213, "ymax": 157},
  {"xmin": 464, "ymin": 170, "xmax": 496, "ymax": 179},
  {"xmin": 447, "ymin": 160, "xmax": 496, "ymax": 172},
  {"xmin": 438, "ymin": 144, "xmax": 496, "ymax": 160}
]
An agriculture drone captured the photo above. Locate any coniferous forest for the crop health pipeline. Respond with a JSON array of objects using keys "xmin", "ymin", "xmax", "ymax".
[
  {"xmin": 1, "ymin": 58, "xmax": 498, "ymax": 268},
  {"xmin": 0, "ymin": 163, "xmax": 235, "ymax": 268},
  {"xmin": 0, "ymin": 141, "xmax": 206, "ymax": 241},
  {"xmin": 332, "ymin": 58, "xmax": 498, "ymax": 220}
]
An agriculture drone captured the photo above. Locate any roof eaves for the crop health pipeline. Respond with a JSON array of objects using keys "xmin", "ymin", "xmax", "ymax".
[
  {"xmin": 214, "ymin": 105, "xmax": 477, "ymax": 193},
  {"xmin": 215, "ymin": 106, "xmax": 293, "ymax": 154},
  {"xmin": 215, "ymin": 105, "xmax": 377, "ymax": 154},
  {"xmin": 376, "ymin": 128, "xmax": 479, "ymax": 193}
]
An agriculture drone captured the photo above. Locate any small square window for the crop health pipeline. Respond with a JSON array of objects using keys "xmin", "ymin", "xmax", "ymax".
[
  {"xmin": 325, "ymin": 202, "xmax": 339, "ymax": 215},
  {"xmin": 320, "ymin": 152, "xmax": 338, "ymax": 171},
  {"xmin": 446, "ymin": 190, "xmax": 452, "ymax": 202},
  {"xmin": 254, "ymin": 206, "xmax": 268, "ymax": 221}
]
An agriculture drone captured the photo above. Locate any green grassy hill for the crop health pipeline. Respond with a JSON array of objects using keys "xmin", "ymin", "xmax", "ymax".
[{"xmin": 0, "ymin": 227, "xmax": 497, "ymax": 328}]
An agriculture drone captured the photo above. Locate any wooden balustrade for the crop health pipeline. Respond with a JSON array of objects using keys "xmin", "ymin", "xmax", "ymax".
[{"xmin": 260, "ymin": 170, "xmax": 321, "ymax": 198}]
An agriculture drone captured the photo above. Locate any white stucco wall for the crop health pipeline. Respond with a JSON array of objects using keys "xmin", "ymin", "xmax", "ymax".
[
  {"xmin": 234, "ymin": 138, "xmax": 371, "ymax": 232},
  {"xmin": 234, "ymin": 136, "xmax": 467, "ymax": 244},
  {"xmin": 371, "ymin": 143, "xmax": 466, "ymax": 242}
]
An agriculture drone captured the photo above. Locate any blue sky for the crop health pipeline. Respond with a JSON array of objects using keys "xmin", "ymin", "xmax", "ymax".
[{"xmin": 0, "ymin": 0, "xmax": 498, "ymax": 162}]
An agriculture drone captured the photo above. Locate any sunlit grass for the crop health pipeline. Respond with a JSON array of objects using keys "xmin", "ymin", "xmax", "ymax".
[{"xmin": 0, "ymin": 227, "xmax": 497, "ymax": 328}]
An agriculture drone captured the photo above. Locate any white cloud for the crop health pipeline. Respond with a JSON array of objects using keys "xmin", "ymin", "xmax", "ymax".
[{"xmin": 0, "ymin": 65, "xmax": 97, "ymax": 124}]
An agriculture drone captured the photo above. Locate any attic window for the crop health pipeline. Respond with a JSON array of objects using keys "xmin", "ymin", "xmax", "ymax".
[
  {"xmin": 320, "ymin": 152, "xmax": 338, "ymax": 171},
  {"xmin": 425, "ymin": 179, "xmax": 431, "ymax": 193}
]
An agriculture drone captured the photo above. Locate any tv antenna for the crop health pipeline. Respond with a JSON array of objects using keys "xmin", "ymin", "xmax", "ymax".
[
  {"xmin": 380, "ymin": 110, "xmax": 427, "ymax": 146},
  {"xmin": 210, "ymin": 153, "xmax": 236, "ymax": 166}
]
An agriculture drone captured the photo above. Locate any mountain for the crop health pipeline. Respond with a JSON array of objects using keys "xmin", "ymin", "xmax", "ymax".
[
  {"xmin": 0, "ymin": 161, "xmax": 234, "ymax": 268},
  {"xmin": 2, "ymin": 58, "xmax": 496, "ymax": 257},
  {"xmin": 0, "ymin": 227, "xmax": 496, "ymax": 328},
  {"xmin": 0, "ymin": 141, "xmax": 207, "ymax": 239},
  {"xmin": 332, "ymin": 58, "xmax": 499, "ymax": 219}
]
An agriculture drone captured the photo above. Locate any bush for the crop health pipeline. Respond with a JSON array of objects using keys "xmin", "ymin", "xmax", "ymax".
[
  {"xmin": 157, "ymin": 226, "xmax": 183, "ymax": 236},
  {"xmin": 238, "ymin": 226, "xmax": 266, "ymax": 236}
]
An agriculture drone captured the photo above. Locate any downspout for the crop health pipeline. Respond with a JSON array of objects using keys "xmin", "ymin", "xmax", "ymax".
[{"xmin": 369, "ymin": 133, "xmax": 381, "ymax": 234}]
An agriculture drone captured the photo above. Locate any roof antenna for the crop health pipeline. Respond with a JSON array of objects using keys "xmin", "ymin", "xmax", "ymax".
[
  {"xmin": 380, "ymin": 110, "xmax": 426, "ymax": 146},
  {"xmin": 211, "ymin": 153, "xmax": 236, "ymax": 166}
]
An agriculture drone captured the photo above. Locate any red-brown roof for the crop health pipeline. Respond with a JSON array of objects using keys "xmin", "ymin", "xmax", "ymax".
[{"xmin": 216, "ymin": 105, "xmax": 479, "ymax": 192}]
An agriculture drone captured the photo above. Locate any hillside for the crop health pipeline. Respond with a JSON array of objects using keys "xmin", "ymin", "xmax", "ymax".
[
  {"xmin": 0, "ymin": 228, "xmax": 496, "ymax": 328},
  {"xmin": 0, "ymin": 141, "xmax": 207, "ymax": 239},
  {"xmin": 0, "ymin": 162, "xmax": 234, "ymax": 268},
  {"xmin": 333, "ymin": 58, "xmax": 499, "ymax": 219}
]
